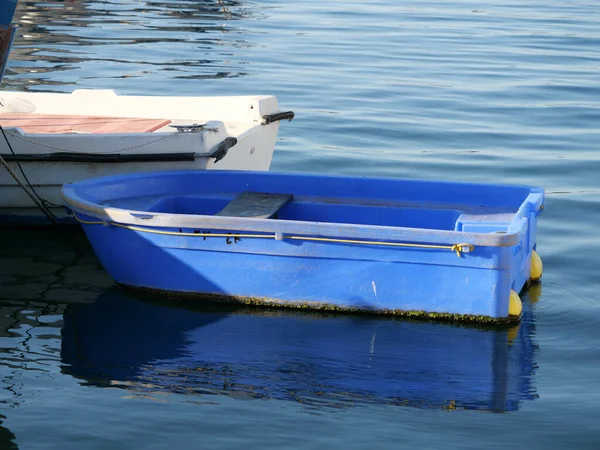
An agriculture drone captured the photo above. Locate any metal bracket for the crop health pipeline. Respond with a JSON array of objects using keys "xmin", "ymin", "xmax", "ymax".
[{"xmin": 169, "ymin": 123, "xmax": 218, "ymax": 133}]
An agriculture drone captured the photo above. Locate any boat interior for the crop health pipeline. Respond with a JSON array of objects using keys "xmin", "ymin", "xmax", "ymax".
[
  {"xmin": 67, "ymin": 169, "xmax": 539, "ymax": 233},
  {"xmin": 107, "ymin": 191, "xmax": 518, "ymax": 233}
]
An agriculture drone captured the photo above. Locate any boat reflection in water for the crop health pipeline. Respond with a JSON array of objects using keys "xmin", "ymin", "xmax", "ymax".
[
  {"xmin": 0, "ymin": 421, "xmax": 18, "ymax": 450},
  {"xmin": 61, "ymin": 286, "xmax": 539, "ymax": 412}
]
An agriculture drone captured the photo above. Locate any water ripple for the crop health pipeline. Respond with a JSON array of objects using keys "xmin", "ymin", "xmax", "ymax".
[{"xmin": 2, "ymin": 0, "xmax": 600, "ymax": 448}]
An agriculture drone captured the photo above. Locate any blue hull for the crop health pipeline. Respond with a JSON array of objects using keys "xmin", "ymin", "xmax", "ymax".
[
  {"xmin": 60, "ymin": 286, "xmax": 539, "ymax": 412},
  {"xmin": 0, "ymin": 0, "xmax": 17, "ymax": 82},
  {"xmin": 0, "ymin": 0, "xmax": 18, "ymax": 25},
  {"xmin": 62, "ymin": 170, "xmax": 544, "ymax": 321}
]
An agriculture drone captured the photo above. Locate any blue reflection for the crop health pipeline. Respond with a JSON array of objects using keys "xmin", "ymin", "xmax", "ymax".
[{"xmin": 61, "ymin": 286, "xmax": 539, "ymax": 412}]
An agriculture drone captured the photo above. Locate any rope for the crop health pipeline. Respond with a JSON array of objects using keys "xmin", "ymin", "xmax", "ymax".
[
  {"xmin": 72, "ymin": 213, "xmax": 474, "ymax": 257},
  {"xmin": 3, "ymin": 129, "xmax": 175, "ymax": 154},
  {"xmin": 0, "ymin": 125, "xmax": 59, "ymax": 224},
  {"xmin": 0, "ymin": 153, "xmax": 58, "ymax": 224}
]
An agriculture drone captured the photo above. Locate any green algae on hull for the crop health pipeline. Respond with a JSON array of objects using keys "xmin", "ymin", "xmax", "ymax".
[{"xmin": 120, "ymin": 283, "xmax": 520, "ymax": 325}]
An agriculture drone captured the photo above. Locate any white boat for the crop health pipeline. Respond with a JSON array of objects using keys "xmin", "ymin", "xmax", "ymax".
[{"xmin": 0, "ymin": 88, "xmax": 294, "ymax": 225}]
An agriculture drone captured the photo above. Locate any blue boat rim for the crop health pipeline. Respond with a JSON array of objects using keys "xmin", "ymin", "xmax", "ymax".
[{"xmin": 61, "ymin": 170, "xmax": 544, "ymax": 248}]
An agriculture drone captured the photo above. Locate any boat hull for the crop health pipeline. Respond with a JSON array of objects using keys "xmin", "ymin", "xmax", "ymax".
[
  {"xmin": 0, "ymin": 0, "xmax": 18, "ymax": 26},
  {"xmin": 0, "ymin": 126, "xmax": 277, "ymax": 207},
  {"xmin": 62, "ymin": 170, "xmax": 544, "ymax": 321},
  {"xmin": 80, "ymin": 222, "xmax": 516, "ymax": 320}
]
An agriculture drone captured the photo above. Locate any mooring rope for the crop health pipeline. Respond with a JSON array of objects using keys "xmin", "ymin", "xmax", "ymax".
[
  {"xmin": 0, "ymin": 125, "xmax": 58, "ymax": 224},
  {"xmin": 3, "ymin": 129, "xmax": 175, "ymax": 154},
  {"xmin": 73, "ymin": 213, "xmax": 475, "ymax": 257}
]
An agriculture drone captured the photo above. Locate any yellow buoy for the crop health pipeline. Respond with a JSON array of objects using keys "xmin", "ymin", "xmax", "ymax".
[
  {"xmin": 530, "ymin": 250, "xmax": 543, "ymax": 281},
  {"xmin": 509, "ymin": 289, "xmax": 522, "ymax": 317}
]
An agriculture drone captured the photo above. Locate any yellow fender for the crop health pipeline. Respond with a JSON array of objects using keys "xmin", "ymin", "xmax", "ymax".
[
  {"xmin": 530, "ymin": 250, "xmax": 543, "ymax": 281},
  {"xmin": 509, "ymin": 290, "xmax": 522, "ymax": 317}
]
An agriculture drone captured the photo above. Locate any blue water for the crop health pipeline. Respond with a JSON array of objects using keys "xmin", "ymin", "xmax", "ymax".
[{"xmin": 2, "ymin": 0, "xmax": 600, "ymax": 448}]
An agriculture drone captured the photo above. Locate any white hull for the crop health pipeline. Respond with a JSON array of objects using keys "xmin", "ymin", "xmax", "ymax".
[{"xmin": 0, "ymin": 89, "xmax": 291, "ymax": 220}]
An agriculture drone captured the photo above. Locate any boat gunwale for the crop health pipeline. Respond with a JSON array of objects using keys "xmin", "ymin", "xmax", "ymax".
[
  {"xmin": 0, "ymin": 90, "xmax": 283, "ymax": 125},
  {"xmin": 61, "ymin": 171, "xmax": 544, "ymax": 248}
]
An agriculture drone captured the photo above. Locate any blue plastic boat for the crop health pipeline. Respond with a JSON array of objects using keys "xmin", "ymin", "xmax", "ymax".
[
  {"xmin": 61, "ymin": 170, "xmax": 544, "ymax": 322},
  {"xmin": 60, "ymin": 286, "xmax": 539, "ymax": 412},
  {"xmin": 0, "ymin": 0, "xmax": 18, "ymax": 82}
]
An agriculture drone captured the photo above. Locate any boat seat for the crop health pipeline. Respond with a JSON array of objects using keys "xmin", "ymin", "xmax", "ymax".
[
  {"xmin": 0, "ymin": 113, "xmax": 171, "ymax": 134},
  {"xmin": 215, "ymin": 191, "xmax": 293, "ymax": 219}
]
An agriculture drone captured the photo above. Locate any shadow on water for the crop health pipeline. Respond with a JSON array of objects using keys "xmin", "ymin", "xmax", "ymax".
[
  {"xmin": 60, "ymin": 285, "xmax": 540, "ymax": 413},
  {"xmin": 0, "ymin": 419, "xmax": 18, "ymax": 450},
  {"xmin": 4, "ymin": 0, "xmax": 261, "ymax": 89}
]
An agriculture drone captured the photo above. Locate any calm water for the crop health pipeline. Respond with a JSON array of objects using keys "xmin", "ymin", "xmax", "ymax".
[{"xmin": 2, "ymin": 0, "xmax": 600, "ymax": 448}]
